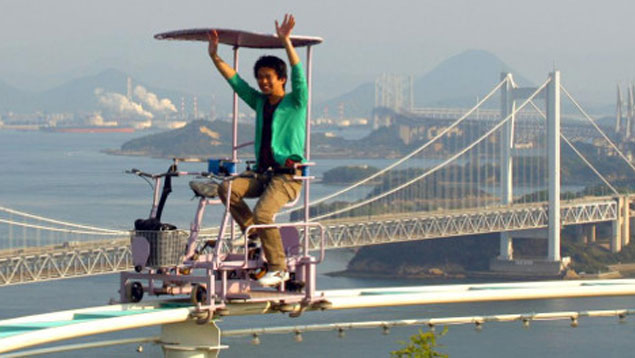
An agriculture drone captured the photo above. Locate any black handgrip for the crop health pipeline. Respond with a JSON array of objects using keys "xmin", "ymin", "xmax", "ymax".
[{"xmin": 127, "ymin": 168, "xmax": 151, "ymax": 177}]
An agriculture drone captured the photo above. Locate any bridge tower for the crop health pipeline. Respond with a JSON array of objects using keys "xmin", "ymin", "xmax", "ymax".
[
  {"xmin": 616, "ymin": 85, "xmax": 623, "ymax": 134},
  {"xmin": 493, "ymin": 71, "xmax": 565, "ymax": 274},
  {"xmin": 546, "ymin": 71, "xmax": 561, "ymax": 262},
  {"xmin": 498, "ymin": 73, "xmax": 515, "ymax": 260}
]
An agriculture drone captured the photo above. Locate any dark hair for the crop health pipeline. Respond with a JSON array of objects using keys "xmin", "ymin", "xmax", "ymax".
[{"xmin": 253, "ymin": 55, "xmax": 287, "ymax": 81}]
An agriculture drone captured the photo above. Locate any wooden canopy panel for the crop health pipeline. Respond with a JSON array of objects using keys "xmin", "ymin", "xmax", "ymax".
[{"xmin": 154, "ymin": 28, "xmax": 323, "ymax": 49}]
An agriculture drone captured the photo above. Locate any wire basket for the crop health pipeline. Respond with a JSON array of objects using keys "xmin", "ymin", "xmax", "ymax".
[{"xmin": 132, "ymin": 230, "xmax": 188, "ymax": 268}]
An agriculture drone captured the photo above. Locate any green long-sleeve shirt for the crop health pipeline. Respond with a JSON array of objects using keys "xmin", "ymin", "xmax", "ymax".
[{"xmin": 227, "ymin": 62, "xmax": 308, "ymax": 168}]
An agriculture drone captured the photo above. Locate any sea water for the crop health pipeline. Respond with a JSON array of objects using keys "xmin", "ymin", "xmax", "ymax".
[{"xmin": 1, "ymin": 130, "xmax": 635, "ymax": 357}]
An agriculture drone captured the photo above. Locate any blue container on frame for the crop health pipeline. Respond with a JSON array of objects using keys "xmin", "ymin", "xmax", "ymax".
[
  {"xmin": 208, "ymin": 159, "xmax": 237, "ymax": 175},
  {"xmin": 208, "ymin": 159, "xmax": 221, "ymax": 175}
]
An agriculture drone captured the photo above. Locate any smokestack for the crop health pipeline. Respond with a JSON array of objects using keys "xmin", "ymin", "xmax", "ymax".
[
  {"xmin": 193, "ymin": 96, "xmax": 198, "ymax": 120},
  {"xmin": 127, "ymin": 77, "xmax": 132, "ymax": 100},
  {"xmin": 210, "ymin": 94, "xmax": 216, "ymax": 121},
  {"xmin": 627, "ymin": 85, "xmax": 633, "ymax": 139},
  {"xmin": 617, "ymin": 84, "xmax": 623, "ymax": 133},
  {"xmin": 181, "ymin": 97, "xmax": 186, "ymax": 121}
]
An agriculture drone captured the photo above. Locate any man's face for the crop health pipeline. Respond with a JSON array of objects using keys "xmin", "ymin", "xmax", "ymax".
[{"xmin": 257, "ymin": 67, "xmax": 286, "ymax": 96}]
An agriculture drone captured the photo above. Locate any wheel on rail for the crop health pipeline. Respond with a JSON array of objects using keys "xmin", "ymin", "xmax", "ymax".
[
  {"xmin": 286, "ymin": 273, "xmax": 305, "ymax": 292},
  {"xmin": 191, "ymin": 284, "xmax": 207, "ymax": 304},
  {"xmin": 125, "ymin": 281, "xmax": 144, "ymax": 303},
  {"xmin": 134, "ymin": 265, "xmax": 143, "ymax": 273}
]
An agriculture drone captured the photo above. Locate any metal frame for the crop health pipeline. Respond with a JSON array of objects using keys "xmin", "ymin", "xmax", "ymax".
[{"xmin": 115, "ymin": 32, "xmax": 325, "ymax": 315}]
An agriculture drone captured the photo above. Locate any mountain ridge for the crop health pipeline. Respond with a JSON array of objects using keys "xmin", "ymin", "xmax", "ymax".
[
  {"xmin": 317, "ymin": 49, "xmax": 535, "ymax": 117},
  {"xmin": 1, "ymin": 50, "xmax": 611, "ymax": 118}
]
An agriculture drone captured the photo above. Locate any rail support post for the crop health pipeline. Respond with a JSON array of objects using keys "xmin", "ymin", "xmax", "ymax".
[{"xmin": 160, "ymin": 320, "xmax": 227, "ymax": 358}]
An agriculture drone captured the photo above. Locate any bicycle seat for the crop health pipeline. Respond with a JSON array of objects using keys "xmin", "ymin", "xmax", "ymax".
[{"xmin": 189, "ymin": 180, "xmax": 219, "ymax": 198}]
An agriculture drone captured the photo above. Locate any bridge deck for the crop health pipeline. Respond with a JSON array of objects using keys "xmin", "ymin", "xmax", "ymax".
[{"xmin": 0, "ymin": 197, "xmax": 620, "ymax": 285}]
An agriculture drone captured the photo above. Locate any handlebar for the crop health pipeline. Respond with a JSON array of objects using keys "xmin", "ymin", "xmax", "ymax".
[
  {"xmin": 126, "ymin": 161, "xmax": 310, "ymax": 181},
  {"xmin": 126, "ymin": 168, "xmax": 180, "ymax": 179}
]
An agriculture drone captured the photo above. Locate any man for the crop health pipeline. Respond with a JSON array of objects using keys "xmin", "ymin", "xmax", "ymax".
[{"xmin": 207, "ymin": 14, "xmax": 307, "ymax": 287}]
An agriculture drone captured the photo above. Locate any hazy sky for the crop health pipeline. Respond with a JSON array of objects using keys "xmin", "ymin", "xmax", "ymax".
[{"xmin": 2, "ymin": 0, "xmax": 634, "ymax": 105}]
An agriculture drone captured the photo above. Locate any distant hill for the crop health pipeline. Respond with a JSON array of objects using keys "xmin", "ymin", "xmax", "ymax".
[
  {"xmin": 0, "ymin": 79, "xmax": 29, "ymax": 112},
  {"xmin": 0, "ymin": 50, "xmax": 615, "ymax": 119},
  {"xmin": 316, "ymin": 49, "xmax": 534, "ymax": 118},
  {"xmin": 117, "ymin": 119, "xmax": 252, "ymax": 158},
  {"xmin": 0, "ymin": 68, "xmax": 197, "ymax": 114},
  {"xmin": 115, "ymin": 119, "xmax": 355, "ymax": 159},
  {"xmin": 34, "ymin": 68, "xmax": 130, "ymax": 112},
  {"xmin": 413, "ymin": 49, "xmax": 533, "ymax": 107}
]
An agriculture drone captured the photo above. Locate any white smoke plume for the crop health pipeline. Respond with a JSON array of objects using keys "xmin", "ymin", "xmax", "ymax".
[
  {"xmin": 134, "ymin": 85, "xmax": 177, "ymax": 113},
  {"xmin": 94, "ymin": 88, "xmax": 154, "ymax": 119}
]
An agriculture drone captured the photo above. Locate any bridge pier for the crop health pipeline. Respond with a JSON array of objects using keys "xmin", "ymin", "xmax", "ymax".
[
  {"xmin": 623, "ymin": 196, "xmax": 631, "ymax": 247},
  {"xmin": 498, "ymin": 233, "xmax": 513, "ymax": 260},
  {"xmin": 574, "ymin": 225, "xmax": 588, "ymax": 244},
  {"xmin": 611, "ymin": 196, "xmax": 631, "ymax": 253},
  {"xmin": 587, "ymin": 224, "xmax": 597, "ymax": 243},
  {"xmin": 491, "ymin": 229, "xmax": 569, "ymax": 277},
  {"xmin": 575, "ymin": 224, "xmax": 597, "ymax": 244}
]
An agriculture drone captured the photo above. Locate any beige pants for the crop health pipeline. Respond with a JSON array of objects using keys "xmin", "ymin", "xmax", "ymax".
[{"xmin": 218, "ymin": 171, "xmax": 302, "ymax": 271}]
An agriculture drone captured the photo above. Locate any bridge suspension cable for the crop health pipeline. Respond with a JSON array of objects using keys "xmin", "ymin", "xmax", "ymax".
[
  {"xmin": 0, "ymin": 218, "xmax": 126, "ymax": 236},
  {"xmin": 280, "ymin": 76, "xmax": 510, "ymax": 215},
  {"xmin": 312, "ymin": 78, "xmax": 551, "ymax": 221},
  {"xmin": 561, "ymin": 85, "xmax": 635, "ymax": 175},
  {"xmin": 0, "ymin": 206, "xmax": 124, "ymax": 234},
  {"xmin": 527, "ymin": 101, "xmax": 619, "ymax": 195}
]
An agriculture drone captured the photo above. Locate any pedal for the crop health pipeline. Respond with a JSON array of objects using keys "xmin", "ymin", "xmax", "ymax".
[{"xmin": 249, "ymin": 267, "xmax": 267, "ymax": 280}]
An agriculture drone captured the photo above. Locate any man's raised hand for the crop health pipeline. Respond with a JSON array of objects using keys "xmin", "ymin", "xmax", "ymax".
[
  {"xmin": 275, "ymin": 14, "xmax": 295, "ymax": 40},
  {"xmin": 207, "ymin": 29, "xmax": 219, "ymax": 58},
  {"xmin": 207, "ymin": 29, "xmax": 236, "ymax": 80}
]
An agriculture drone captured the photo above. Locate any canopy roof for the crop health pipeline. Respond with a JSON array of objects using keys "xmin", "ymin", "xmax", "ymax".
[{"xmin": 154, "ymin": 28, "xmax": 323, "ymax": 49}]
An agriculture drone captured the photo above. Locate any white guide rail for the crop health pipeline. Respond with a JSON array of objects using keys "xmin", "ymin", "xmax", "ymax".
[{"xmin": 3, "ymin": 279, "xmax": 635, "ymax": 355}]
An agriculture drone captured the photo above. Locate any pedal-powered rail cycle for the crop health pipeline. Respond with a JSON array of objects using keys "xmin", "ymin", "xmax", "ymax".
[{"xmin": 119, "ymin": 28, "xmax": 327, "ymax": 319}]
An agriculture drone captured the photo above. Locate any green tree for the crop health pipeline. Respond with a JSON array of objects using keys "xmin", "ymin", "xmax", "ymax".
[{"xmin": 390, "ymin": 327, "xmax": 448, "ymax": 358}]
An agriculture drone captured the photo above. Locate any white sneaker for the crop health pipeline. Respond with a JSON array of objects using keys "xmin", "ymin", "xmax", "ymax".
[
  {"xmin": 258, "ymin": 270, "xmax": 289, "ymax": 287},
  {"xmin": 229, "ymin": 233, "xmax": 260, "ymax": 248}
]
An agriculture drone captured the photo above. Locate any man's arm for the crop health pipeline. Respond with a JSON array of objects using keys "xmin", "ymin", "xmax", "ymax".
[
  {"xmin": 275, "ymin": 14, "xmax": 307, "ymax": 106},
  {"xmin": 207, "ymin": 30, "xmax": 260, "ymax": 110},
  {"xmin": 208, "ymin": 30, "xmax": 236, "ymax": 80},
  {"xmin": 275, "ymin": 14, "xmax": 300, "ymax": 66}
]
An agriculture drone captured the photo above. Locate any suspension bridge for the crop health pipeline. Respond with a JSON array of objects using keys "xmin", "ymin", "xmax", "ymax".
[
  {"xmin": 1, "ymin": 70, "xmax": 635, "ymax": 356},
  {"xmin": 2, "ymin": 71, "xmax": 635, "ymax": 287}
]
